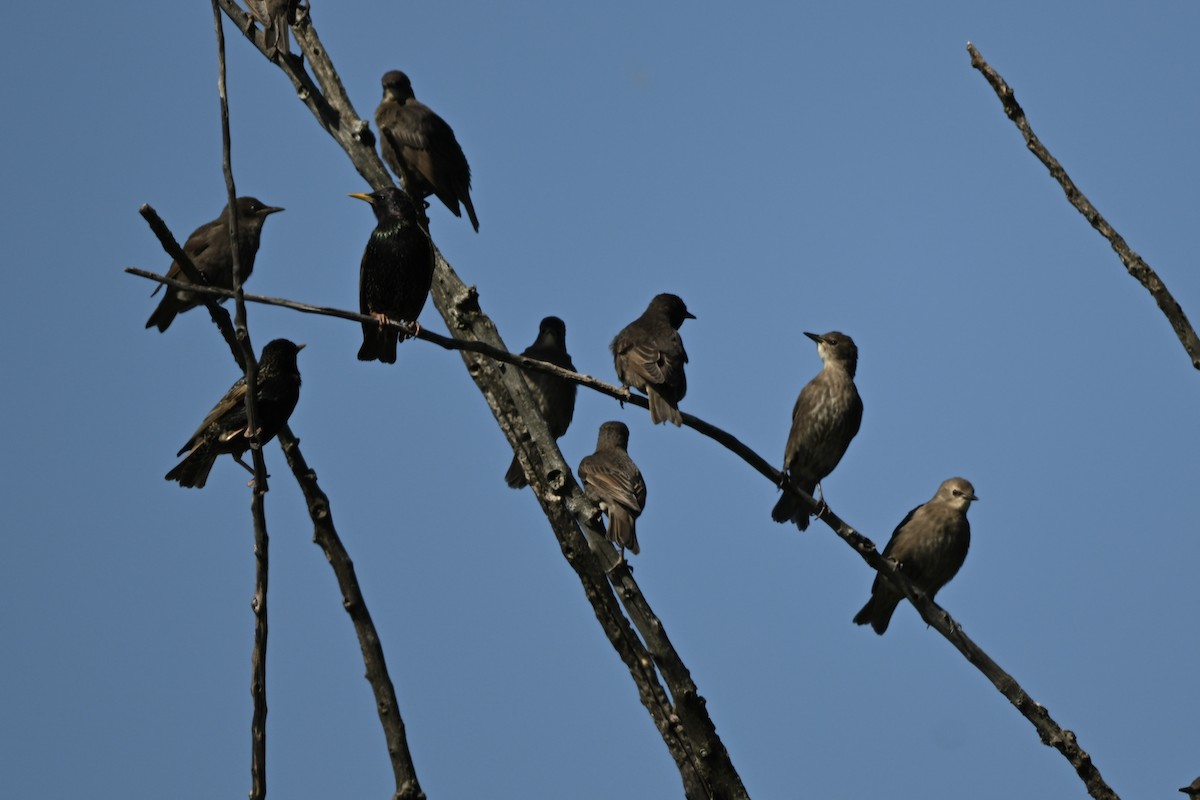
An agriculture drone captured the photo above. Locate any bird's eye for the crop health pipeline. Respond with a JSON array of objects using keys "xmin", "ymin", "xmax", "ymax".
[{"xmin": 952, "ymin": 490, "xmax": 962, "ymax": 497}]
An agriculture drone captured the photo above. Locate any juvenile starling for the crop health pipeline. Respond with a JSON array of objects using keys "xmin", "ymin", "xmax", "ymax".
[
  {"xmin": 246, "ymin": 0, "xmax": 296, "ymax": 58},
  {"xmin": 1181, "ymin": 777, "xmax": 1200, "ymax": 796},
  {"xmin": 505, "ymin": 316, "xmax": 578, "ymax": 488},
  {"xmin": 145, "ymin": 197, "xmax": 284, "ymax": 332},
  {"xmin": 853, "ymin": 477, "xmax": 978, "ymax": 635},
  {"xmin": 611, "ymin": 293, "xmax": 695, "ymax": 426},
  {"xmin": 165, "ymin": 339, "xmax": 304, "ymax": 489},
  {"xmin": 578, "ymin": 421, "xmax": 647, "ymax": 559},
  {"xmin": 771, "ymin": 331, "xmax": 863, "ymax": 530},
  {"xmin": 350, "ymin": 187, "xmax": 435, "ymax": 364},
  {"xmin": 375, "ymin": 70, "xmax": 479, "ymax": 231}
]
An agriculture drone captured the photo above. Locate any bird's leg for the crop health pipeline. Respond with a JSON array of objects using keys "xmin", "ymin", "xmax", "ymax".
[
  {"xmin": 811, "ymin": 482, "xmax": 829, "ymax": 520},
  {"xmin": 234, "ymin": 454, "xmax": 256, "ymax": 476},
  {"xmin": 605, "ymin": 547, "xmax": 627, "ymax": 575},
  {"xmin": 371, "ymin": 311, "xmax": 393, "ymax": 329},
  {"xmin": 401, "ymin": 320, "xmax": 422, "ymax": 341}
]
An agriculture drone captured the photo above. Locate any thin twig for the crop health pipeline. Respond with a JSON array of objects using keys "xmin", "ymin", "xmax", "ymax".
[
  {"xmin": 210, "ymin": 5, "xmax": 270, "ymax": 799},
  {"xmin": 967, "ymin": 41, "xmax": 1200, "ymax": 371}
]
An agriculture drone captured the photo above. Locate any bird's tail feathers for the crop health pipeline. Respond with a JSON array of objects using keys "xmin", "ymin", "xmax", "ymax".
[
  {"xmin": 165, "ymin": 450, "xmax": 217, "ymax": 489},
  {"xmin": 852, "ymin": 595, "xmax": 897, "ymax": 635},
  {"xmin": 771, "ymin": 487, "xmax": 814, "ymax": 531},
  {"xmin": 145, "ymin": 297, "xmax": 178, "ymax": 332},
  {"xmin": 505, "ymin": 454, "xmax": 529, "ymax": 489},
  {"xmin": 607, "ymin": 508, "xmax": 640, "ymax": 555},
  {"xmin": 358, "ymin": 324, "xmax": 397, "ymax": 364},
  {"xmin": 647, "ymin": 389, "xmax": 682, "ymax": 426}
]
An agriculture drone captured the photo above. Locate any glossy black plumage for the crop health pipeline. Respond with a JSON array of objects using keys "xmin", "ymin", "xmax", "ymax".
[
  {"xmin": 375, "ymin": 70, "xmax": 478, "ymax": 231},
  {"xmin": 505, "ymin": 317, "xmax": 578, "ymax": 488},
  {"xmin": 351, "ymin": 188, "xmax": 435, "ymax": 364},
  {"xmin": 578, "ymin": 421, "xmax": 646, "ymax": 558},
  {"xmin": 610, "ymin": 293, "xmax": 695, "ymax": 426},
  {"xmin": 165, "ymin": 339, "xmax": 304, "ymax": 489},
  {"xmin": 771, "ymin": 331, "xmax": 863, "ymax": 530},
  {"xmin": 145, "ymin": 197, "xmax": 283, "ymax": 332},
  {"xmin": 853, "ymin": 478, "xmax": 978, "ymax": 635}
]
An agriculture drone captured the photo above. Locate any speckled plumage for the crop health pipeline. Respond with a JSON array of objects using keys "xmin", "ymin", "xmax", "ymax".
[
  {"xmin": 772, "ymin": 331, "xmax": 863, "ymax": 530},
  {"xmin": 610, "ymin": 293, "xmax": 695, "ymax": 426},
  {"xmin": 165, "ymin": 339, "xmax": 304, "ymax": 489},
  {"xmin": 578, "ymin": 421, "xmax": 646, "ymax": 557},
  {"xmin": 853, "ymin": 477, "xmax": 978, "ymax": 635},
  {"xmin": 505, "ymin": 317, "xmax": 578, "ymax": 488},
  {"xmin": 351, "ymin": 188, "xmax": 435, "ymax": 364}
]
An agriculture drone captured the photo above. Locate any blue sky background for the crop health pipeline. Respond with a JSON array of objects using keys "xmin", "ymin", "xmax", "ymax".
[{"xmin": 3, "ymin": 2, "xmax": 1198, "ymax": 798}]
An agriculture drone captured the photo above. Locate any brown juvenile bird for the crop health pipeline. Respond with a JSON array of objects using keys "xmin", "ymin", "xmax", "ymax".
[
  {"xmin": 505, "ymin": 316, "xmax": 578, "ymax": 488},
  {"xmin": 165, "ymin": 339, "xmax": 304, "ymax": 489},
  {"xmin": 1181, "ymin": 777, "xmax": 1200, "ymax": 797},
  {"xmin": 853, "ymin": 477, "xmax": 978, "ymax": 635},
  {"xmin": 246, "ymin": 0, "xmax": 296, "ymax": 58},
  {"xmin": 611, "ymin": 293, "xmax": 695, "ymax": 426},
  {"xmin": 771, "ymin": 331, "xmax": 862, "ymax": 530},
  {"xmin": 375, "ymin": 70, "xmax": 479, "ymax": 231},
  {"xmin": 578, "ymin": 421, "xmax": 647, "ymax": 560},
  {"xmin": 350, "ymin": 187, "xmax": 435, "ymax": 364},
  {"xmin": 145, "ymin": 197, "xmax": 284, "ymax": 332}
]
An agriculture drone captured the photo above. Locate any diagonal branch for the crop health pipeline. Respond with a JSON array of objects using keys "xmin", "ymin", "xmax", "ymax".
[
  {"xmin": 131, "ymin": 253, "xmax": 1120, "ymax": 797},
  {"xmin": 276, "ymin": 426, "xmax": 425, "ymax": 800},
  {"xmin": 967, "ymin": 41, "xmax": 1200, "ymax": 371},
  {"xmin": 137, "ymin": 214, "xmax": 424, "ymax": 798},
  {"xmin": 193, "ymin": 5, "xmax": 1118, "ymax": 797}
]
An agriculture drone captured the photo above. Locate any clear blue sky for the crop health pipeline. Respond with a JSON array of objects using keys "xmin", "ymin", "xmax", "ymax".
[{"xmin": 3, "ymin": 2, "xmax": 1198, "ymax": 798}]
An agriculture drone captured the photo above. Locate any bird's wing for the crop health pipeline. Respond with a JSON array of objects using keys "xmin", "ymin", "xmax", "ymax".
[
  {"xmin": 580, "ymin": 456, "xmax": 644, "ymax": 516},
  {"xmin": 177, "ymin": 377, "xmax": 248, "ymax": 455}
]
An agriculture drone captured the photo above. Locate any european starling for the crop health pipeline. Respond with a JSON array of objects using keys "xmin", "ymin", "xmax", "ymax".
[
  {"xmin": 578, "ymin": 421, "xmax": 647, "ymax": 559},
  {"xmin": 771, "ymin": 331, "xmax": 863, "ymax": 530},
  {"xmin": 1181, "ymin": 777, "xmax": 1200, "ymax": 796},
  {"xmin": 145, "ymin": 197, "xmax": 284, "ymax": 332},
  {"xmin": 505, "ymin": 316, "xmax": 578, "ymax": 488},
  {"xmin": 350, "ymin": 188, "xmax": 435, "ymax": 364},
  {"xmin": 246, "ymin": 0, "xmax": 296, "ymax": 58},
  {"xmin": 165, "ymin": 339, "xmax": 304, "ymax": 489},
  {"xmin": 853, "ymin": 477, "xmax": 978, "ymax": 635},
  {"xmin": 375, "ymin": 70, "xmax": 479, "ymax": 231},
  {"xmin": 611, "ymin": 293, "xmax": 695, "ymax": 426}
]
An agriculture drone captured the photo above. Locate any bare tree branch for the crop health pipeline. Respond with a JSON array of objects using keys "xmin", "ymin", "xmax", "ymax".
[
  {"xmin": 127, "ymin": 259, "xmax": 1122, "ymax": 796},
  {"xmin": 167, "ymin": 6, "xmax": 1122, "ymax": 798},
  {"xmin": 136, "ymin": 217, "xmax": 424, "ymax": 797},
  {"xmin": 967, "ymin": 41, "xmax": 1200, "ymax": 371},
  {"xmin": 276, "ymin": 426, "xmax": 426, "ymax": 800},
  {"xmin": 210, "ymin": 7, "xmax": 271, "ymax": 797}
]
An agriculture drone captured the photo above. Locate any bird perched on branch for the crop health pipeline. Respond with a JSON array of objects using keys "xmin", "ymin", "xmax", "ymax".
[
  {"xmin": 611, "ymin": 293, "xmax": 695, "ymax": 426},
  {"xmin": 145, "ymin": 197, "xmax": 283, "ymax": 332},
  {"xmin": 375, "ymin": 70, "xmax": 479, "ymax": 231},
  {"xmin": 578, "ymin": 421, "xmax": 647, "ymax": 562},
  {"xmin": 246, "ymin": 0, "xmax": 297, "ymax": 59},
  {"xmin": 165, "ymin": 339, "xmax": 304, "ymax": 489},
  {"xmin": 853, "ymin": 477, "xmax": 978, "ymax": 635},
  {"xmin": 350, "ymin": 187, "xmax": 435, "ymax": 364},
  {"xmin": 505, "ymin": 316, "xmax": 577, "ymax": 489},
  {"xmin": 771, "ymin": 331, "xmax": 862, "ymax": 530}
]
